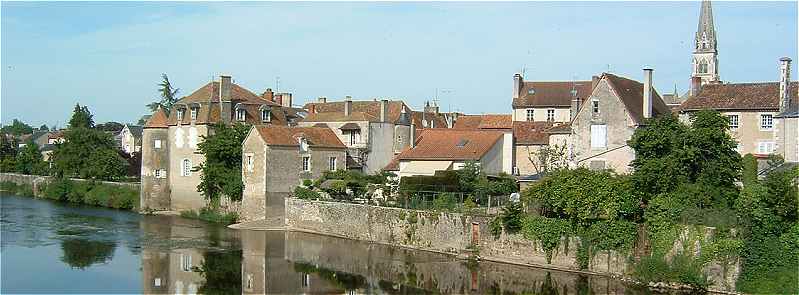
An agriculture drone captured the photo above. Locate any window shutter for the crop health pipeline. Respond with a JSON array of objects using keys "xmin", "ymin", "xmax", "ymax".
[{"xmin": 591, "ymin": 125, "xmax": 607, "ymax": 148}]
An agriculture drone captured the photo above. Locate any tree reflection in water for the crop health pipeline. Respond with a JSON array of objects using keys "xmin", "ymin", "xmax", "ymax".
[
  {"xmin": 195, "ymin": 250, "xmax": 242, "ymax": 295},
  {"xmin": 293, "ymin": 262, "xmax": 368, "ymax": 291},
  {"xmin": 60, "ymin": 238, "xmax": 116, "ymax": 269}
]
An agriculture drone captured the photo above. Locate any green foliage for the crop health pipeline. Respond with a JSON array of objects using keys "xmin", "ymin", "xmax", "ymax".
[
  {"xmin": 762, "ymin": 165, "xmax": 798, "ymax": 223},
  {"xmin": 398, "ymin": 170, "xmax": 460, "ymax": 192},
  {"xmin": 39, "ymin": 178, "xmax": 137, "ymax": 210},
  {"xmin": 489, "ymin": 216, "xmax": 502, "ymax": 239},
  {"xmin": 302, "ymin": 179, "xmax": 313, "ymax": 187},
  {"xmin": 431, "ymin": 192, "xmax": 458, "ymax": 211},
  {"xmin": 2, "ymin": 181, "xmax": 35, "ymax": 197},
  {"xmin": 95, "ymin": 121, "xmax": 124, "ymax": 132},
  {"xmin": 293, "ymin": 186, "xmax": 320, "ymax": 200},
  {"xmin": 500, "ymin": 202, "xmax": 523, "ymax": 233},
  {"xmin": 146, "ymin": 74, "xmax": 180, "ymax": 116},
  {"xmin": 456, "ymin": 160, "xmax": 481, "ymax": 193},
  {"xmin": 523, "ymin": 168, "xmax": 637, "ymax": 226},
  {"xmin": 521, "ymin": 216, "xmax": 571, "ymax": 263},
  {"xmin": 582, "ymin": 220, "xmax": 637, "ymax": 252},
  {"xmin": 629, "ymin": 112, "xmax": 741, "ymax": 207},
  {"xmin": 68, "ymin": 104, "xmax": 95, "ymax": 129},
  {"xmin": 1, "ymin": 119, "xmax": 34, "ymax": 136},
  {"xmin": 741, "ymin": 154, "xmax": 758, "ymax": 186},
  {"xmin": 14, "ymin": 142, "xmax": 47, "ymax": 175},
  {"xmin": 196, "ymin": 250, "xmax": 242, "ymax": 295},
  {"xmin": 196, "ymin": 123, "xmax": 250, "ymax": 202},
  {"xmin": 632, "ymin": 254, "xmax": 709, "ymax": 290},
  {"xmin": 180, "ymin": 207, "xmax": 239, "ymax": 225}
]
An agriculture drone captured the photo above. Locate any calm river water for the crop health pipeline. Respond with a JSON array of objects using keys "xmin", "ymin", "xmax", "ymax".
[{"xmin": 1, "ymin": 194, "xmax": 669, "ymax": 294}]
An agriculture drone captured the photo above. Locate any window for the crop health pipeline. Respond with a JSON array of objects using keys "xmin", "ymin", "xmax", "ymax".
[
  {"xmin": 246, "ymin": 154, "xmax": 253, "ymax": 171},
  {"xmin": 181, "ymin": 159, "xmax": 192, "ymax": 177},
  {"xmin": 236, "ymin": 109, "xmax": 246, "ymax": 121},
  {"xmin": 590, "ymin": 124, "xmax": 607, "ymax": 148},
  {"xmin": 329, "ymin": 157, "xmax": 337, "ymax": 171},
  {"xmin": 397, "ymin": 135, "xmax": 403, "ymax": 144},
  {"xmin": 299, "ymin": 139, "xmax": 308, "ymax": 152},
  {"xmin": 546, "ymin": 109, "xmax": 555, "ymax": 122},
  {"xmin": 526, "ymin": 109, "xmax": 534, "ymax": 121},
  {"xmin": 159, "ymin": 169, "xmax": 166, "ymax": 178},
  {"xmin": 180, "ymin": 254, "xmax": 192, "ymax": 272},
  {"xmin": 527, "ymin": 88, "xmax": 535, "ymax": 95},
  {"xmin": 154, "ymin": 169, "xmax": 162, "ymax": 178},
  {"xmin": 757, "ymin": 141, "xmax": 775, "ymax": 154},
  {"xmin": 154, "ymin": 139, "xmax": 162, "ymax": 149},
  {"xmin": 302, "ymin": 156, "xmax": 311, "ymax": 172},
  {"xmin": 592, "ymin": 100, "xmax": 600, "ymax": 115},
  {"xmin": 512, "ymin": 166, "xmax": 519, "ymax": 175},
  {"xmin": 177, "ymin": 109, "xmax": 185, "ymax": 121},
  {"xmin": 760, "ymin": 114, "xmax": 773, "ymax": 130},
  {"xmin": 727, "ymin": 115, "xmax": 739, "ymax": 129},
  {"xmin": 154, "ymin": 278, "xmax": 161, "ymax": 287},
  {"xmin": 698, "ymin": 61, "xmax": 708, "ymax": 74},
  {"xmin": 301, "ymin": 273, "xmax": 311, "ymax": 287},
  {"xmin": 261, "ymin": 109, "xmax": 271, "ymax": 122},
  {"xmin": 349, "ymin": 130, "xmax": 359, "ymax": 146},
  {"xmin": 190, "ymin": 108, "xmax": 198, "ymax": 121}
]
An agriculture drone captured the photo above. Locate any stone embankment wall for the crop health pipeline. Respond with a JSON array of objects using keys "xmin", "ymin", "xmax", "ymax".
[
  {"xmin": 284, "ymin": 198, "xmax": 740, "ymax": 293},
  {"xmin": 0, "ymin": 173, "xmax": 140, "ymax": 196}
]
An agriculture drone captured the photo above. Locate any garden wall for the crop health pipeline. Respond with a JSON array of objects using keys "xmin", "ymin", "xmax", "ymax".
[{"xmin": 284, "ymin": 198, "xmax": 740, "ymax": 293}]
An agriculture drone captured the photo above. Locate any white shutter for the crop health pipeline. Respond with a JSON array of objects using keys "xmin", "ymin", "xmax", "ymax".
[{"xmin": 591, "ymin": 125, "xmax": 607, "ymax": 148}]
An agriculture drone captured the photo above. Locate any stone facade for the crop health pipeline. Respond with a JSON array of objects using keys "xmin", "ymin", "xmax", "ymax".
[{"xmin": 140, "ymin": 126, "xmax": 170, "ymax": 210}]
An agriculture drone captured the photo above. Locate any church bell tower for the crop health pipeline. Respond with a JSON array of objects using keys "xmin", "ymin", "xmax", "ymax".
[{"xmin": 692, "ymin": 0, "xmax": 721, "ymax": 85}]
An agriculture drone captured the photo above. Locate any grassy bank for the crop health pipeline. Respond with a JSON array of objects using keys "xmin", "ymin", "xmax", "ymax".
[
  {"xmin": 180, "ymin": 207, "xmax": 238, "ymax": 225},
  {"xmin": 1, "ymin": 179, "xmax": 138, "ymax": 210}
]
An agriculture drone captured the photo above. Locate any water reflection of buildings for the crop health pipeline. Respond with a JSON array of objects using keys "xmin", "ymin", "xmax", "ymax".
[{"xmin": 142, "ymin": 217, "xmax": 635, "ymax": 295}]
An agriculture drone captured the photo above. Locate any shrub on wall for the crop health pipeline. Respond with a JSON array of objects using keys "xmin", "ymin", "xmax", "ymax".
[{"xmin": 293, "ymin": 186, "xmax": 320, "ymax": 200}]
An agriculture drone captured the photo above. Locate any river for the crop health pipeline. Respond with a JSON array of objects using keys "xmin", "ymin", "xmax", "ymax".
[{"xmin": 1, "ymin": 194, "xmax": 669, "ymax": 294}]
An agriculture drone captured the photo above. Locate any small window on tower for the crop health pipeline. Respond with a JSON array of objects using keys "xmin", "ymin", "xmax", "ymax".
[{"xmin": 592, "ymin": 100, "xmax": 600, "ymax": 115}]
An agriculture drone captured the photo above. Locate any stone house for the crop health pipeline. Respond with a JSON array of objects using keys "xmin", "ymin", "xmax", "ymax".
[
  {"xmin": 568, "ymin": 70, "xmax": 670, "ymax": 174},
  {"xmin": 511, "ymin": 121, "xmax": 555, "ymax": 176},
  {"xmin": 511, "ymin": 74, "xmax": 596, "ymax": 123},
  {"xmin": 391, "ymin": 129, "xmax": 505, "ymax": 178},
  {"xmin": 299, "ymin": 98, "xmax": 447, "ymax": 174},
  {"xmin": 240, "ymin": 125, "xmax": 346, "ymax": 222},
  {"xmin": 119, "ymin": 124, "xmax": 143, "ymax": 154},
  {"xmin": 452, "ymin": 114, "xmax": 514, "ymax": 175},
  {"xmin": 140, "ymin": 75, "xmax": 294, "ymax": 212},
  {"xmin": 680, "ymin": 58, "xmax": 798, "ymax": 160}
]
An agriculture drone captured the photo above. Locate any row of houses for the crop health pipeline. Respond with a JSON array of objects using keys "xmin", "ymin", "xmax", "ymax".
[{"xmin": 139, "ymin": 0, "xmax": 797, "ymax": 223}]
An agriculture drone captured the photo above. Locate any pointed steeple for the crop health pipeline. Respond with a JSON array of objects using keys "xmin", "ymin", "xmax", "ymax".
[{"xmin": 695, "ymin": 0, "xmax": 717, "ymax": 53}]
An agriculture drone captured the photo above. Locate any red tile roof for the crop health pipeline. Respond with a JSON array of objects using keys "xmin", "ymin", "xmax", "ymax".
[
  {"xmin": 513, "ymin": 81, "xmax": 593, "ymax": 108},
  {"xmin": 512, "ymin": 121, "xmax": 555, "ymax": 145},
  {"xmin": 453, "ymin": 114, "xmax": 512, "ymax": 130},
  {"xmin": 397, "ymin": 129, "xmax": 503, "ymax": 161},
  {"xmin": 302, "ymin": 100, "xmax": 407, "ymax": 123},
  {"xmin": 254, "ymin": 126, "xmax": 345, "ymax": 149},
  {"xmin": 603, "ymin": 73, "xmax": 671, "ymax": 124},
  {"xmin": 680, "ymin": 82, "xmax": 798, "ymax": 111},
  {"xmin": 166, "ymin": 81, "xmax": 287, "ymax": 126},
  {"xmin": 145, "ymin": 108, "xmax": 169, "ymax": 128}
]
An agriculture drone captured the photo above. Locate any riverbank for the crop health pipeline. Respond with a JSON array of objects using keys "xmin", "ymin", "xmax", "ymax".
[{"xmin": 0, "ymin": 173, "xmax": 139, "ymax": 210}]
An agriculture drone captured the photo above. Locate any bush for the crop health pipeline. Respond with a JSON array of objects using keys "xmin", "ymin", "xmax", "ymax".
[
  {"xmin": 489, "ymin": 216, "xmax": 502, "ymax": 239},
  {"xmin": 44, "ymin": 178, "xmax": 74, "ymax": 201},
  {"xmin": 293, "ymin": 186, "xmax": 320, "ymax": 200},
  {"xmin": 0, "ymin": 181, "xmax": 18, "ymax": 192},
  {"xmin": 632, "ymin": 254, "xmax": 709, "ymax": 290},
  {"xmin": 181, "ymin": 207, "xmax": 239, "ymax": 225},
  {"xmin": 432, "ymin": 193, "xmax": 458, "ymax": 211},
  {"xmin": 521, "ymin": 216, "xmax": 571, "ymax": 263},
  {"xmin": 501, "ymin": 202, "xmax": 523, "ymax": 233}
]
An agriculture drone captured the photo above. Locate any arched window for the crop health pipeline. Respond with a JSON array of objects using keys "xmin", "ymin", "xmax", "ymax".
[
  {"xmin": 181, "ymin": 159, "xmax": 192, "ymax": 177},
  {"xmin": 698, "ymin": 60, "xmax": 708, "ymax": 74}
]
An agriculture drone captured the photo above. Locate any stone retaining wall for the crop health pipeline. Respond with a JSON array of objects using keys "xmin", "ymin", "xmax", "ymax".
[{"xmin": 284, "ymin": 198, "xmax": 740, "ymax": 293}]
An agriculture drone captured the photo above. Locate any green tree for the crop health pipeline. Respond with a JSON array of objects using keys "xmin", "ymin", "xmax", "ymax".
[
  {"xmin": 741, "ymin": 153, "xmax": 758, "ymax": 187},
  {"xmin": 456, "ymin": 160, "xmax": 481, "ymax": 193},
  {"xmin": 15, "ymin": 142, "xmax": 47, "ymax": 175},
  {"xmin": 38, "ymin": 124, "xmax": 49, "ymax": 131},
  {"xmin": 60, "ymin": 238, "xmax": 117, "ymax": 269},
  {"xmin": 196, "ymin": 123, "xmax": 250, "ymax": 203},
  {"xmin": 1, "ymin": 119, "xmax": 34, "ymax": 136},
  {"xmin": 95, "ymin": 121, "xmax": 125, "ymax": 132},
  {"xmin": 68, "ymin": 104, "xmax": 95, "ymax": 129},
  {"xmin": 0, "ymin": 133, "xmax": 17, "ymax": 172},
  {"xmin": 147, "ymin": 74, "xmax": 180, "ymax": 116}
]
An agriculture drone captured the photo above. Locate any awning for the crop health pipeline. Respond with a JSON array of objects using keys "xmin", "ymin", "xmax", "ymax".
[
  {"xmin": 339, "ymin": 122, "xmax": 361, "ymax": 131},
  {"xmin": 399, "ymin": 160, "xmax": 453, "ymax": 177}
]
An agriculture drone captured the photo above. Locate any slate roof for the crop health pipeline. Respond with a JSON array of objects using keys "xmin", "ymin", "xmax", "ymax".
[
  {"xmin": 302, "ymin": 100, "xmax": 407, "ymax": 123},
  {"xmin": 513, "ymin": 81, "xmax": 593, "ymax": 108},
  {"xmin": 396, "ymin": 129, "xmax": 503, "ymax": 161},
  {"xmin": 603, "ymin": 73, "xmax": 671, "ymax": 124},
  {"xmin": 125, "ymin": 125, "xmax": 143, "ymax": 138},
  {"xmin": 452, "ymin": 114, "xmax": 512, "ymax": 130},
  {"xmin": 680, "ymin": 82, "xmax": 798, "ymax": 111},
  {"xmin": 254, "ymin": 126, "xmax": 345, "ymax": 149}
]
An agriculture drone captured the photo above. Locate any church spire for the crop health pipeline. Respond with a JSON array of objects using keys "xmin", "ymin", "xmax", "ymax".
[
  {"xmin": 691, "ymin": 0, "xmax": 720, "ymax": 85},
  {"xmin": 695, "ymin": 0, "xmax": 717, "ymax": 53}
]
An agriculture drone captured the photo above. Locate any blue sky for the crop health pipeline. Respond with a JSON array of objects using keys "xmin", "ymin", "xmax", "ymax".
[{"xmin": 2, "ymin": 1, "xmax": 797, "ymax": 127}]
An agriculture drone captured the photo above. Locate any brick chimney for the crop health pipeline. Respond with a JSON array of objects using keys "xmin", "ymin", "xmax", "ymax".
[
  {"xmin": 513, "ymin": 73, "xmax": 523, "ymax": 100},
  {"xmin": 262, "ymin": 88, "xmax": 274, "ymax": 101},
  {"xmin": 591, "ymin": 75, "xmax": 600, "ymax": 90},
  {"xmin": 690, "ymin": 76, "xmax": 702, "ymax": 97},
  {"xmin": 380, "ymin": 99, "xmax": 389, "ymax": 122},
  {"xmin": 344, "ymin": 96, "xmax": 353, "ymax": 117},
  {"xmin": 779, "ymin": 57, "xmax": 792, "ymax": 113},
  {"xmin": 643, "ymin": 68, "xmax": 653, "ymax": 119},
  {"xmin": 219, "ymin": 75, "xmax": 232, "ymax": 123}
]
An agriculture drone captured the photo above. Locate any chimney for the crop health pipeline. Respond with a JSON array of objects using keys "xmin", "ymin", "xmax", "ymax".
[
  {"xmin": 513, "ymin": 73, "xmax": 523, "ymax": 100},
  {"xmin": 220, "ymin": 75, "xmax": 232, "ymax": 102},
  {"xmin": 318, "ymin": 97, "xmax": 327, "ymax": 104},
  {"xmin": 344, "ymin": 96, "xmax": 353, "ymax": 117},
  {"xmin": 591, "ymin": 75, "xmax": 600, "ymax": 90},
  {"xmin": 690, "ymin": 76, "xmax": 702, "ymax": 97},
  {"xmin": 281, "ymin": 93, "xmax": 293, "ymax": 108},
  {"xmin": 409, "ymin": 123, "xmax": 416, "ymax": 148},
  {"xmin": 380, "ymin": 99, "xmax": 389, "ymax": 122},
  {"xmin": 779, "ymin": 57, "xmax": 793, "ymax": 113},
  {"xmin": 643, "ymin": 68, "xmax": 653, "ymax": 119},
  {"xmin": 262, "ymin": 88, "xmax": 274, "ymax": 101},
  {"xmin": 309, "ymin": 104, "xmax": 316, "ymax": 114},
  {"xmin": 424, "ymin": 101, "xmax": 439, "ymax": 114},
  {"xmin": 570, "ymin": 97, "xmax": 581, "ymax": 121}
]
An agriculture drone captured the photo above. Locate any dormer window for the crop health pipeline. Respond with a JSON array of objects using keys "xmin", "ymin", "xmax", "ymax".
[
  {"xmin": 177, "ymin": 108, "xmax": 186, "ymax": 121},
  {"xmin": 260, "ymin": 109, "xmax": 271, "ymax": 122},
  {"xmin": 236, "ymin": 109, "xmax": 246, "ymax": 121},
  {"xmin": 190, "ymin": 107, "xmax": 198, "ymax": 121},
  {"xmin": 299, "ymin": 138, "xmax": 309, "ymax": 153},
  {"xmin": 527, "ymin": 88, "xmax": 535, "ymax": 95}
]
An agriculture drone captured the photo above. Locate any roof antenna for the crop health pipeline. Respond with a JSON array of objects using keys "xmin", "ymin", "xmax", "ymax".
[{"xmin": 275, "ymin": 76, "xmax": 280, "ymax": 92}]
